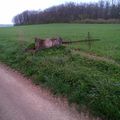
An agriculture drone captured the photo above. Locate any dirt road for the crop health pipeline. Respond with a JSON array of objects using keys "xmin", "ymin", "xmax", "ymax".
[{"xmin": 0, "ymin": 64, "xmax": 99, "ymax": 120}]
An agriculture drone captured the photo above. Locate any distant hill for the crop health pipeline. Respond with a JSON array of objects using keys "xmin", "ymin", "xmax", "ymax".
[{"xmin": 0, "ymin": 24, "xmax": 13, "ymax": 27}]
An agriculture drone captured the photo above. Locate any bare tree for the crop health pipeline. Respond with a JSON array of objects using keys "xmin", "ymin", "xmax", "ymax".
[{"xmin": 13, "ymin": 0, "xmax": 120, "ymax": 25}]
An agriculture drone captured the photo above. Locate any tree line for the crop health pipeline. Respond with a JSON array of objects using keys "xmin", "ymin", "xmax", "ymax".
[{"xmin": 13, "ymin": 0, "xmax": 120, "ymax": 25}]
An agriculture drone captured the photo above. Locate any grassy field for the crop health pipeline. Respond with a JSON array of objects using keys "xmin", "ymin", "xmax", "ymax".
[{"xmin": 0, "ymin": 24, "xmax": 120, "ymax": 120}]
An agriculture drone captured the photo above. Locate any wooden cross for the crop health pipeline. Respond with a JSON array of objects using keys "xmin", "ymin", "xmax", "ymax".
[{"xmin": 85, "ymin": 32, "xmax": 99, "ymax": 50}]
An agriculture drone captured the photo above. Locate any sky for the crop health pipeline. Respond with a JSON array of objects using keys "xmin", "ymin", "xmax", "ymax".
[{"xmin": 0, "ymin": 0, "xmax": 99, "ymax": 24}]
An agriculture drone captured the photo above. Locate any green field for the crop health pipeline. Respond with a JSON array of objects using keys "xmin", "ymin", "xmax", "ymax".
[
  {"xmin": 0, "ymin": 24, "xmax": 120, "ymax": 120},
  {"xmin": 1, "ymin": 24, "xmax": 120, "ymax": 60}
]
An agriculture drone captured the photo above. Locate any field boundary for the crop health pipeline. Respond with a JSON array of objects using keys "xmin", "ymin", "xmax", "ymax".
[{"xmin": 72, "ymin": 49, "xmax": 120, "ymax": 67}]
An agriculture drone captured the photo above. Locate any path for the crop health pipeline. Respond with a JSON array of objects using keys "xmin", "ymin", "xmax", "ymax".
[
  {"xmin": 72, "ymin": 49, "xmax": 120, "ymax": 67},
  {"xmin": 0, "ymin": 64, "xmax": 100, "ymax": 120}
]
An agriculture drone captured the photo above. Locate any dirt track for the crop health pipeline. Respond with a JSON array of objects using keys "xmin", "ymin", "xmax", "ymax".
[
  {"xmin": 73, "ymin": 49, "xmax": 120, "ymax": 67},
  {"xmin": 0, "ymin": 64, "xmax": 100, "ymax": 120}
]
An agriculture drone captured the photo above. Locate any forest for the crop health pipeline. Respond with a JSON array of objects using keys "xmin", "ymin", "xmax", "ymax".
[{"xmin": 13, "ymin": 0, "xmax": 120, "ymax": 25}]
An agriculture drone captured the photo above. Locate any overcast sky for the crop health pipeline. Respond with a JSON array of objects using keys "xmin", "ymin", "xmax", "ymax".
[{"xmin": 0, "ymin": 0, "xmax": 99, "ymax": 24}]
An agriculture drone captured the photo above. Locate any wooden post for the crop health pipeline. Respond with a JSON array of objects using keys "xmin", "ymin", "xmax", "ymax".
[{"xmin": 87, "ymin": 32, "xmax": 92, "ymax": 50}]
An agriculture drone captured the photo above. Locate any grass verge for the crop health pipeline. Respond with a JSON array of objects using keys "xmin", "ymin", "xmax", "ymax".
[{"xmin": 0, "ymin": 44, "xmax": 120, "ymax": 120}]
